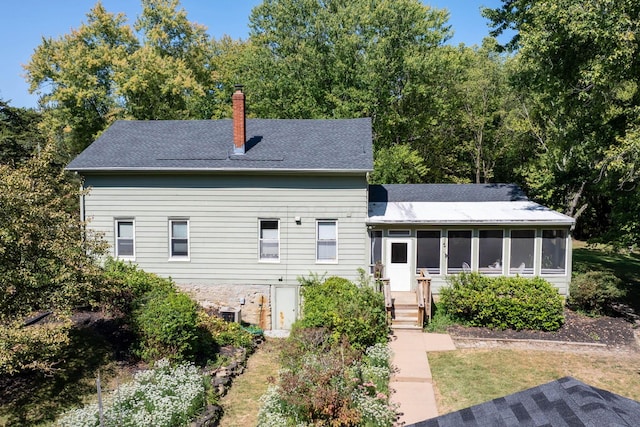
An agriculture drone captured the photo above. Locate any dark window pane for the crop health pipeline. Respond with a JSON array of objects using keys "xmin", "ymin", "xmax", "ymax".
[
  {"xmin": 417, "ymin": 231, "xmax": 440, "ymax": 274},
  {"xmin": 479, "ymin": 230, "xmax": 503, "ymax": 274},
  {"xmin": 447, "ymin": 230, "xmax": 471, "ymax": 273},
  {"xmin": 510, "ymin": 230, "xmax": 535, "ymax": 274},
  {"xmin": 391, "ymin": 242, "xmax": 408, "ymax": 264}
]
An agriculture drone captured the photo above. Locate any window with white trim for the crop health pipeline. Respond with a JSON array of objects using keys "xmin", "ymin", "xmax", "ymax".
[
  {"xmin": 541, "ymin": 229, "xmax": 567, "ymax": 274},
  {"xmin": 317, "ymin": 220, "xmax": 337, "ymax": 262},
  {"xmin": 259, "ymin": 219, "xmax": 279, "ymax": 261},
  {"xmin": 169, "ymin": 219, "xmax": 189, "ymax": 259},
  {"xmin": 115, "ymin": 219, "xmax": 135, "ymax": 258}
]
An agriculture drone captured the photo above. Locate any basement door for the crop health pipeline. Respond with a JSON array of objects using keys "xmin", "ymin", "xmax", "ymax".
[
  {"xmin": 386, "ymin": 238, "xmax": 412, "ymax": 291},
  {"xmin": 273, "ymin": 286, "xmax": 297, "ymax": 330}
]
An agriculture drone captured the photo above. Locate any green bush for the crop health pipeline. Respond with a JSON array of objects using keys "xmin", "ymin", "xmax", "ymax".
[
  {"xmin": 132, "ymin": 289, "xmax": 207, "ymax": 363},
  {"xmin": 197, "ymin": 312, "xmax": 255, "ymax": 350},
  {"xmin": 0, "ymin": 317, "xmax": 72, "ymax": 375},
  {"xmin": 568, "ymin": 271, "xmax": 625, "ymax": 316},
  {"xmin": 440, "ymin": 273, "xmax": 564, "ymax": 331},
  {"xmin": 296, "ymin": 276, "xmax": 389, "ymax": 350},
  {"xmin": 101, "ymin": 259, "xmax": 174, "ymax": 314}
]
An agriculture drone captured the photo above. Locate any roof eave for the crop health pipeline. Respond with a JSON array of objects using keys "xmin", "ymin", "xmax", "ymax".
[
  {"xmin": 66, "ymin": 166, "xmax": 372, "ymax": 175},
  {"xmin": 366, "ymin": 219, "xmax": 575, "ymax": 226}
]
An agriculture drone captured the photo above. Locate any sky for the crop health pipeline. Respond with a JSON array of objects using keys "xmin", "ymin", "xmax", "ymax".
[{"xmin": 0, "ymin": 0, "xmax": 506, "ymax": 109}]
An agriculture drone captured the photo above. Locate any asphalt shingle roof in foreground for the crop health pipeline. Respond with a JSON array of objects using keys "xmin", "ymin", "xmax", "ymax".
[
  {"xmin": 409, "ymin": 377, "xmax": 640, "ymax": 427},
  {"xmin": 67, "ymin": 118, "xmax": 373, "ymax": 173}
]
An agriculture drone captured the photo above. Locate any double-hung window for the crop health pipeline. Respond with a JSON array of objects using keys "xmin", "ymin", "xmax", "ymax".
[
  {"xmin": 115, "ymin": 219, "xmax": 135, "ymax": 259},
  {"xmin": 259, "ymin": 219, "xmax": 279, "ymax": 261},
  {"xmin": 169, "ymin": 219, "xmax": 189, "ymax": 259},
  {"xmin": 317, "ymin": 220, "xmax": 337, "ymax": 262}
]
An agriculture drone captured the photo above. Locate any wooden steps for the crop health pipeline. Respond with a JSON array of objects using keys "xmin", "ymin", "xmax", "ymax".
[{"xmin": 390, "ymin": 291, "xmax": 422, "ymax": 331}]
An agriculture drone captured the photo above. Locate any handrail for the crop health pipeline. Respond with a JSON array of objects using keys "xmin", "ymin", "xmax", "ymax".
[
  {"xmin": 382, "ymin": 279, "xmax": 392, "ymax": 309},
  {"xmin": 416, "ymin": 269, "xmax": 432, "ymax": 323}
]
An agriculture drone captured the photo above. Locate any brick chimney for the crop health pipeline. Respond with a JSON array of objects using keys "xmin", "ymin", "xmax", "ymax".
[{"xmin": 232, "ymin": 85, "xmax": 246, "ymax": 155}]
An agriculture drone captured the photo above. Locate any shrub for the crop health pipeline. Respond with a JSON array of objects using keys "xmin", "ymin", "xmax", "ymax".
[
  {"xmin": 440, "ymin": 273, "xmax": 564, "ymax": 331},
  {"xmin": 101, "ymin": 259, "xmax": 174, "ymax": 314},
  {"xmin": 257, "ymin": 328, "xmax": 396, "ymax": 427},
  {"xmin": 0, "ymin": 317, "xmax": 72, "ymax": 375},
  {"xmin": 296, "ymin": 276, "xmax": 389, "ymax": 350},
  {"xmin": 57, "ymin": 359, "xmax": 204, "ymax": 427},
  {"xmin": 568, "ymin": 271, "xmax": 626, "ymax": 316},
  {"xmin": 197, "ymin": 312, "xmax": 254, "ymax": 350},
  {"xmin": 132, "ymin": 289, "xmax": 205, "ymax": 363}
]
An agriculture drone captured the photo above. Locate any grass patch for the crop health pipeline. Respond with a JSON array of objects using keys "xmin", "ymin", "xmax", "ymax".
[
  {"xmin": 429, "ymin": 349, "xmax": 640, "ymax": 415},
  {"xmin": 424, "ymin": 302, "xmax": 456, "ymax": 333},
  {"xmin": 573, "ymin": 240, "xmax": 640, "ymax": 312},
  {"xmin": 218, "ymin": 338, "xmax": 284, "ymax": 427}
]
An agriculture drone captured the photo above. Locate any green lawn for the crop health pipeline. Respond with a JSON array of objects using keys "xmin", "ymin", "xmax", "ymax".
[
  {"xmin": 572, "ymin": 240, "xmax": 640, "ymax": 310},
  {"xmin": 429, "ymin": 349, "xmax": 640, "ymax": 415}
]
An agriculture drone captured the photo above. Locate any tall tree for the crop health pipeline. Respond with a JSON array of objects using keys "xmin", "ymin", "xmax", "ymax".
[
  {"xmin": 485, "ymin": 0, "xmax": 640, "ymax": 243},
  {"xmin": 244, "ymin": 0, "xmax": 451, "ymax": 149},
  {"xmin": 0, "ymin": 148, "xmax": 107, "ymax": 321},
  {"xmin": 25, "ymin": 0, "xmax": 225, "ymax": 158},
  {"xmin": 0, "ymin": 100, "xmax": 44, "ymax": 166}
]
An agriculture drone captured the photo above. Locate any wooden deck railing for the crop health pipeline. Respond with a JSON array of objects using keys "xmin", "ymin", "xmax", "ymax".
[{"xmin": 416, "ymin": 269, "xmax": 432, "ymax": 326}]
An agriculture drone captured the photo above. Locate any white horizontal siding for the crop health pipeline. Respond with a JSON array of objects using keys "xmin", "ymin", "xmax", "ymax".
[{"xmin": 84, "ymin": 174, "xmax": 369, "ymax": 286}]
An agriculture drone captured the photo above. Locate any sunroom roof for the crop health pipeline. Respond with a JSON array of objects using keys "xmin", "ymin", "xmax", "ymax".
[{"xmin": 367, "ymin": 201, "xmax": 575, "ymax": 226}]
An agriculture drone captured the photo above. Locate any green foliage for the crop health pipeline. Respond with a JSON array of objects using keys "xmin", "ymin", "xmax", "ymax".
[
  {"xmin": 197, "ymin": 312, "xmax": 254, "ymax": 350},
  {"xmin": 258, "ymin": 328, "xmax": 395, "ymax": 427},
  {"xmin": 0, "ymin": 318, "xmax": 72, "ymax": 375},
  {"xmin": 57, "ymin": 359, "xmax": 205, "ymax": 427},
  {"xmin": 568, "ymin": 271, "xmax": 626, "ymax": 316},
  {"xmin": 297, "ymin": 276, "xmax": 389, "ymax": 350},
  {"xmin": 423, "ymin": 302, "xmax": 456, "ymax": 333},
  {"xmin": 132, "ymin": 289, "xmax": 206, "ymax": 363},
  {"xmin": 101, "ymin": 258, "xmax": 174, "ymax": 314},
  {"xmin": 25, "ymin": 1, "xmax": 222, "ymax": 158},
  {"xmin": 370, "ymin": 144, "xmax": 429, "ymax": 184},
  {"xmin": 440, "ymin": 273, "xmax": 564, "ymax": 331},
  {"xmin": 0, "ymin": 148, "xmax": 107, "ymax": 322},
  {"xmin": 0, "ymin": 99, "xmax": 44, "ymax": 166}
]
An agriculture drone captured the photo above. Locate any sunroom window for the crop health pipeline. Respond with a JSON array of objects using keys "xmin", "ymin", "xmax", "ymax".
[
  {"xmin": 478, "ymin": 230, "xmax": 503, "ymax": 274},
  {"xmin": 510, "ymin": 230, "xmax": 535, "ymax": 274},
  {"xmin": 417, "ymin": 230, "xmax": 440, "ymax": 275},
  {"xmin": 447, "ymin": 230, "xmax": 472, "ymax": 274},
  {"xmin": 542, "ymin": 229, "xmax": 567, "ymax": 274}
]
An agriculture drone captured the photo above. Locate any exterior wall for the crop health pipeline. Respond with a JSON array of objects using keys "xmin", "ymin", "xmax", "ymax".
[
  {"xmin": 369, "ymin": 225, "xmax": 573, "ymax": 296},
  {"xmin": 83, "ymin": 173, "xmax": 370, "ymax": 327}
]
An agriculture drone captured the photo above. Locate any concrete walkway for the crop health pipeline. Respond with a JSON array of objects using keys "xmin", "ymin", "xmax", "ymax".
[{"xmin": 389, "ymin": 331, "xmax": 456, "ymax": 426}]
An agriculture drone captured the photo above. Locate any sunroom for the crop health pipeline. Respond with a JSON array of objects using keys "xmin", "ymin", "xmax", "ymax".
[{"xmin": 367, "ymin": 184, "xmax": 575, "ymax": 295}]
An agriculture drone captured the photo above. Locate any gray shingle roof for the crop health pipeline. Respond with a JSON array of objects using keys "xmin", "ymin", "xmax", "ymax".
[
  {"xmin": 368, "ymin": 184, "xmax": 528, "ymax": 203},
  {"xmin": 410, "ymin": 377, "xmax": 640, "ymax": 427},
  {"xmin": 67, "ymin": 118, "xmax": 373, "ymax": 173}
]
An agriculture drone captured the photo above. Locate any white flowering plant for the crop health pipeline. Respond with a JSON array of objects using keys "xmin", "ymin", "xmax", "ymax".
[{"xmin": 56, "ymin": 359, "xmax": 205, "ymax": 427}]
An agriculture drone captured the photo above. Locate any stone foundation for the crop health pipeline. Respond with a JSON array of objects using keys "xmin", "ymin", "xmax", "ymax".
[{"xmin": 178, "ymin": 283, "xmax": 272, "ymax": 329}]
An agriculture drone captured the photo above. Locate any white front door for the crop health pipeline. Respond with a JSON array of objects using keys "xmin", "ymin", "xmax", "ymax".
[{"xmin": 386, "ymin": 238, "xmax": 412, "ymax": 291}]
